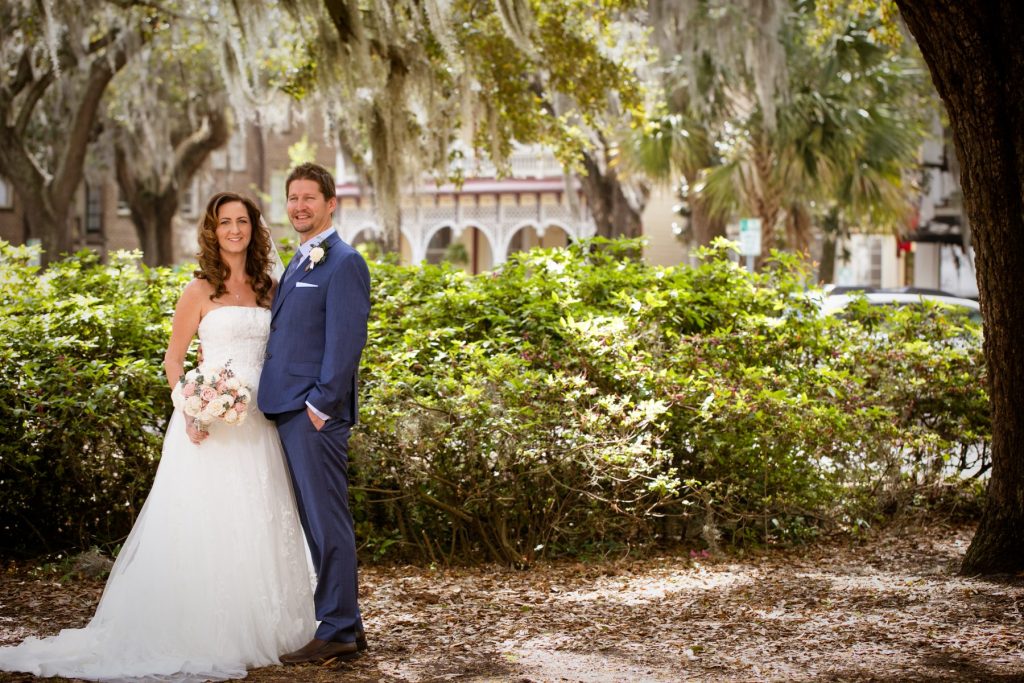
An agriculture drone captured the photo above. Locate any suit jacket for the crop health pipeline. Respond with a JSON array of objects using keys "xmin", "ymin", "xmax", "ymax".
[{"xmin": 258, "ymin": 232, "xmax": 371, "ymax": 422}]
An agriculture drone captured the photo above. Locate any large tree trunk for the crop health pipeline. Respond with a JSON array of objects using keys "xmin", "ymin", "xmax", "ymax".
[
  {"xmin": 0, "ymin": 142, "xmax": 72, "ymax": 257},
  {"xmin": 124, "ymin": 191, "xmax": 178, "ymax": 266},
  {"xmin": 113, "ymin": 111, "xmax": 228, "ymax": 266},
  {"xmin": 817, "ymin": 208, "xmax": 843, "ymax": 284},
  {"xmin": 746, "ymin": 138, "xmax": 783, "ymax": 270},
  {"xmin": 818, "ymin": 235, "xmax": 837, "ymax": 284},
  {"xmin": 579, "ymin": 150, "xmax": 648, "ymax": 239},
  {"xmin": 0, "ymin": 30, "xmax": 131, "ymax": 265},
  {"xmin": 897, "ymin": 0, "xmax": 1024, "ymax": 574},
  {"xmin": 115, "ymin": 145, "xmax": 177, "ymax": 266},
  {"xmin": 689, "ymin": 192, "xmax": 727, "ymax": 248},
  {"xmin": 785, "ymin": 202, "xmax": 812, "ymax": 257}
]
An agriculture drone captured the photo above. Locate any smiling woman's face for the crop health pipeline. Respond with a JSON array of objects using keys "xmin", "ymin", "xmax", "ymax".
[{"xmin": 215, "ymin": 200, "xmax": 252, "ymax": 255}]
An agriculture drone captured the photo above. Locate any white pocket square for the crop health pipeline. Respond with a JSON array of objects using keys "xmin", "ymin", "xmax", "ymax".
[{"xmin": 295, "ymin": 282, "xmax": 318, "ymax": 288}]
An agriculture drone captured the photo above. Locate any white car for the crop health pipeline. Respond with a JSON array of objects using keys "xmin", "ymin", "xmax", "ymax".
[{"xmin": 821, "ymin": 291, "xmax": 982, "ymax": 325}]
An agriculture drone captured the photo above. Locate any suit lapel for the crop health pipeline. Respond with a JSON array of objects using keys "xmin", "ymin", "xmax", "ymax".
[
  {"xmin": 272, "ymin": 256, "xmax": 304, "ymax": 318},
  {"xmin": 271, "ymin": 232, "xmax": 341, "ymax": 321}
]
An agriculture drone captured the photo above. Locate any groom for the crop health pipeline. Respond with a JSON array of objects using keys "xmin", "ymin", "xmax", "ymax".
[{"xmin": 259, "ymin": 162, "xmax": 371, "ymax": 663}]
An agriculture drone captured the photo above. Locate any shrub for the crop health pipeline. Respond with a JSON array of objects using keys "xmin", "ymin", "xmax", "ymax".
[
  {"xmin": 351, "ymin": 239, "xmax": 989, "ymax": 561},
  {"xmin": 0, "ymin": 238, "xmax": 989, "ymax": 562},
  {"xmin": 0, "ymin": 243, "xmax": 188, "ymax": 555}
]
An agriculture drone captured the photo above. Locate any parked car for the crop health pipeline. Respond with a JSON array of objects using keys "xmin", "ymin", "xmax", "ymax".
[
  {"xmin": 823, "ymin": 284, "xmax": 961, "ymax": 297},
  {"xmin": 821, "ymin": 291, "xmax": 982, "ymax": 325}
]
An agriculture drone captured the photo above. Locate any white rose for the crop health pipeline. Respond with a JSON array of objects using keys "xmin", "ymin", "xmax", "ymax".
[
  {"xmin": 309, "ymin": 246, "xmax": 325, "ymax": 265},
  {"xmin": 208, "ymin": 397, "xmax": 227, "ymax": 417},
  {"xmin": 223, "ymin": 409, "xmax": 239, "ymax": 424},
  {"xmin": 198, "ymin": 408, "xmax": 214, "ymax": 424},
  {"xmin": 226, "ymin": 377, "xmax": 242, "ymax": 391},
  {"xmin": 237, "ymin": 387, "xmax": 252, "ymax": 402},
  {"xmin": 184, "ymin": 395, "xmax": 203, "ymax": 417}
]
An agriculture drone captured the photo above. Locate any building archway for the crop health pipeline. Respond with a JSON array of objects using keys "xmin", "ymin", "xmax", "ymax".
[
  {"xmin": 346, "ymin": 224, "xmax": 413, "ymax": 263},
  {"xmin": 350, "ymin": 225, "xmax": 386, "ymax": 259},
  {"xmin": 505, "ymin": 222, "xmax": 571, "ymax": 259},
  {"xmin": 457, "ymin": 222, "xmax": 495, "ymax": 274},
  {"xmin": 424, "ymin": 224, "xmax": 454, "ymax": 264}
]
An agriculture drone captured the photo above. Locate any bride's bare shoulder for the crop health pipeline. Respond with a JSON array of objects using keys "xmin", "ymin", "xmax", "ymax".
[{"xmin": 177, "ymin": 277, "xmax": 216, "ymax": 307}]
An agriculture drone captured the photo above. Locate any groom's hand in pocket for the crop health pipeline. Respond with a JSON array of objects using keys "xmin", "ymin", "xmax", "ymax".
[{"xmin": 306, "ymin": 406, "xmax": 326, "ymax": 431}]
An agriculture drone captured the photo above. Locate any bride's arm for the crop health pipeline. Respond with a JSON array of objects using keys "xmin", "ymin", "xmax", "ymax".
[{"xmin": 164, "ymin": 279, "xmax": 206, "ymax": 388}]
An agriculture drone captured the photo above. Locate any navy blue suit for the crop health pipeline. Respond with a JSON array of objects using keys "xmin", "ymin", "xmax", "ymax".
[{"xmin": 259, "ymin": 232, "xmax": 370, "ymax": 643}]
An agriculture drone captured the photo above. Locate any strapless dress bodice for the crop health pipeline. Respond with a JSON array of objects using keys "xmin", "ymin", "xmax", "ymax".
[{"xmin": 197, "ymin": 306, "xmax": 271, "ymax": 388}]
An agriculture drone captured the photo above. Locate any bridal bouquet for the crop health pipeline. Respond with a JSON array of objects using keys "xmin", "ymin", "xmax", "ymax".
[{"xmin": 171, "ymin": 363, "xmax": 252, "ymax": 430}]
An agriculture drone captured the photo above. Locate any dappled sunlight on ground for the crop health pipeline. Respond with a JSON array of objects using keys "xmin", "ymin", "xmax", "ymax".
[
  {"xmin": 0, "ymin": 523, "xmax": 1021, "ymax": 682},
  {"xmin": 556, "ymin": 567, "xmax": 752, "ymax": 606}
]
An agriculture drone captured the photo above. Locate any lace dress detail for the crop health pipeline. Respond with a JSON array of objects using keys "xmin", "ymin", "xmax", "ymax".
[
  {"xmin": 198, "ymin": 306, "xmax": 270, "ymax": 395},
  {"xmin": 0, "ymin": 306, "xmax": 314, "ymax": 682}
]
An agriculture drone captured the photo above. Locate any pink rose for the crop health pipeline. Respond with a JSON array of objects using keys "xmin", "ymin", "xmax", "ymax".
[
  {"xmin": 234, "ymin": 400, "xmax": 249, "ymax": 413},
  {"xmin": 216, "ymin": 381, "xmax": 228, "ymax": 392},
  {"xmin": 200, "ymin": 386, "xmax": 217, "ymax": 402},
  {"xmin": 182, "ymin": 382, "xmax": 196, "ymax": 397}
]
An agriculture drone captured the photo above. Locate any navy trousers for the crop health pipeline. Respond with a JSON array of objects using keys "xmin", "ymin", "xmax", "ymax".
[{"xmin": 274, "ymin": 409, "xmax": 362, "ymax": 642}]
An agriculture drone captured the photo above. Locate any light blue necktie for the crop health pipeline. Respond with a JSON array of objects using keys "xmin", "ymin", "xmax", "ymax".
[{"xmin": 282, "ymin": 250, "xmax": 306, "ymax": 282}]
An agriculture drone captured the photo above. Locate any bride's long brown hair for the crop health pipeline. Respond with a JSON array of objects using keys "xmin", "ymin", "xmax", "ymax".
[{"xmin": 194, "ymin": 192, "xmax": 274, "ymax": 309}]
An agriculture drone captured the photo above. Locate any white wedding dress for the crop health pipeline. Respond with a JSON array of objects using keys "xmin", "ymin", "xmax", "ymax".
[{"xmin": 0, "ymin": 306, "xmax": 315, "ymax": 682}]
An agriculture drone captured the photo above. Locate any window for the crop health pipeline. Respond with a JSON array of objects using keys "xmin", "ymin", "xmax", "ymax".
[
  {"xmin": 117, "ymin": 186, "xmax": 130, "ymax": 216},
  {"xmin": 180, "ymin": 178, "xmax": 199, "ymax": 218},
  {"xmin": 227, "ymin": 132, "xmax": 246, "ymax": 172},
  {"xmin": 211, "ymin": 149, "xmax": 227, "ymax": 171},
  {"xmin": 85, "ymin": 183, "xmax": 103, "ymax": 235},
  {"xmin": 868, "ymin": 238, "xmax": 883, "ymax": 287},
  {"xmin": 0, "ymin": 177, "xmax": 11, "ymax": 209}
]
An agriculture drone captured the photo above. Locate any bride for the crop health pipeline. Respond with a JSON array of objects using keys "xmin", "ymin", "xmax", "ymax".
[{"xmin": 0, "ymin": 192, "xmax": 314, "ymax": 681}]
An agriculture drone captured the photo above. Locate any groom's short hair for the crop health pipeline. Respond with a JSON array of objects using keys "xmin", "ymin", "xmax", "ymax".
[{"xmin": 286, "ymin": 162, "xmax": 336, "ymax": 202}]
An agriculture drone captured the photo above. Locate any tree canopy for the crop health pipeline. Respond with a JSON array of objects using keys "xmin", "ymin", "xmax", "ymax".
[{"xmin": 629, "ymin": 0, "xmax": 932, "ymax": 259}]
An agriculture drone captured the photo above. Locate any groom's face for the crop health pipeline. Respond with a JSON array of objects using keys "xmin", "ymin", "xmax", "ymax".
[{"xmin": 286, "ymin": 179, "xmax": 337, "ymax": 240}]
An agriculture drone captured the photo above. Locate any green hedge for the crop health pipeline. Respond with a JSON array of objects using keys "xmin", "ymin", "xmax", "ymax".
[
  {"xmin": 0, "ymin": 245, "xmax": 189, "ymax": 555},
  {"xmin": 0, "ymin": 239, "xmax": 989, "ymax": 562}
]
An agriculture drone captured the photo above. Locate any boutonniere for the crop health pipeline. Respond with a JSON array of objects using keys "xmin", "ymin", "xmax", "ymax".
[{"xmin": 305, "ymin": 241, "xmax": 329, "ymax": 271}]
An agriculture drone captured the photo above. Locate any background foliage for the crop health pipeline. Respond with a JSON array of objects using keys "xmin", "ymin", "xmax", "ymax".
[
  {"xmin": 0, "ymin": 244, "xmax": 189, "ymax": 555},
  {"xmin": 0, "ymin": 241, "xmax": 988, "ymax": 562}
]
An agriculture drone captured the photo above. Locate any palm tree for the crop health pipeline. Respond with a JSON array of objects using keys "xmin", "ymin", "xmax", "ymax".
[{"xmin": 630, "ymin": 1, "xmax": 931, "ymax": 271}]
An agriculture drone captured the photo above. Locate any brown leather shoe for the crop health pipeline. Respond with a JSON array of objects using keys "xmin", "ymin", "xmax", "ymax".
[{"xmin": 280, "ymin": 632, "xmax": 368, "ymax": 665}]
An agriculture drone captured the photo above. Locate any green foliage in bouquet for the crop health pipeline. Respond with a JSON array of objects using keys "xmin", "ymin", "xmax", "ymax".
[{"xmin": 0, "ymin": 242, "xmax": 188, "ymax": 555}]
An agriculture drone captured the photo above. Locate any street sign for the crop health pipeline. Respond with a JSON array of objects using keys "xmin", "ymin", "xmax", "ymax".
[{"xmin": 739, "ymin": 218, "xmax": 762, "ymax": 256}]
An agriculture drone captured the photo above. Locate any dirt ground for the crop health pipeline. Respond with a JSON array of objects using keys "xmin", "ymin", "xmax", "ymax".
[{"xmin": 1, "ymin": 522, "xmax": 1022, "ymax": 682}]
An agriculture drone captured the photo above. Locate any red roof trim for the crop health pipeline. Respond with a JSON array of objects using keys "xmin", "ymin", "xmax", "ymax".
[{"xmin": 335, "ymin": 176, "xmax": 574, "ymax": 198}]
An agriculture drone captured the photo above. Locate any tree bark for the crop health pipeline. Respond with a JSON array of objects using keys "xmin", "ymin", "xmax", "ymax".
[
  {"xmin": 0, "ymin": 137, "xmax": 65, "ymax": 256},
  {"xmin": 114, "ymin": 111, "xmax": 229, "ymax": 266},
  {"xmin": 897, "ymin": 0, "xmax": 1024, "ymax": 574},
  {"xmin": 579, "ymin": 149, "xmax": 649, "ymax": 240},
  {"xmin": 744, "ymin": 137, "xmax": 783, "ymax": 270},
  {"xmin": 0, "ymin": 32, "xmax": 131, "ymax": 264},
  {"xmin": 818, "ymin": 234, "xmax": 837, "ymax": 284},
  {"xmin": 689, "ymin": 192, "xmax": 727, "ymax": 248}
]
